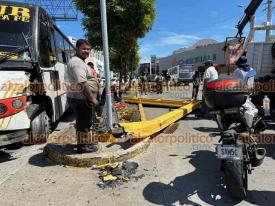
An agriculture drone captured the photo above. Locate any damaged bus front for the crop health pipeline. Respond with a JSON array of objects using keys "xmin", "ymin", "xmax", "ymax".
[{"xmin": 0, "ymin": 1, "xmax": 74, "ymax": 146}]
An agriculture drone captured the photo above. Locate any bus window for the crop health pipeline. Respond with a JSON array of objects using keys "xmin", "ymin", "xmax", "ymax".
[
  {"xmin": 64, "ymin": 40, "xmax": 70, "ymax": 63},
  {"xmin": 38, "ymin": 11, "xmax": 51, "ymax": 67},
  {"xmin": 62, "ymin": 51, "xmax": 67, "ymax": 64},
  {"xmin": 48, "ymin": 26, "xmax": 57, "ymax": 63},
  {"xmin": 54, "ymin": 29, "xmax": 66, "ymax": 63},
  {"xmin": 69, "ymin": 44, "xmax": 75, "ymax": 58}
]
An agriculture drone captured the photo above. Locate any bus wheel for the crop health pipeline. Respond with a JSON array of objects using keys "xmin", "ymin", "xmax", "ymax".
[{"xmin": 27, "ymin": 111, "xmax": 51, "ymax": 144}]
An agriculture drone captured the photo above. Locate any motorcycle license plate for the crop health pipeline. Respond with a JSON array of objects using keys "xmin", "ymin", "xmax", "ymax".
[{"xmin": 216, "ymin": 145, "xmax": 243, "ymax": 160}]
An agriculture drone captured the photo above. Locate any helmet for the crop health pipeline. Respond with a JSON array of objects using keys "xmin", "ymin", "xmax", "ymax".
[
  {"xmin": 204, "ymin": 59, "xmax": 213, "ymax": 66},
  {"xmin": 235, "ymin": 56, "xmax": 248, "ymax": 66}
]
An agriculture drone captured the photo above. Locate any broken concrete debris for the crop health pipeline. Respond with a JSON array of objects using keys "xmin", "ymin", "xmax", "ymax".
[{"xmin": 93, "ymin": 161, "xmax": 142, "ymax": 189}]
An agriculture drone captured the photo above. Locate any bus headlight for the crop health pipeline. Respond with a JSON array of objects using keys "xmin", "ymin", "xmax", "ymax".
[
  {"xmin": 0, "ymin": 104, "xmax": 7, "ymax": 115},
  {"xmin": 12, "ymin": 99, "xmax": 23, "ymax": 109}
]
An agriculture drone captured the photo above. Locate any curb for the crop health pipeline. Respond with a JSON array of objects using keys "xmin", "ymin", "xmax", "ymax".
[{"xmin": 44, "ymin": 137, "xmax": 151, "ymax": 167}]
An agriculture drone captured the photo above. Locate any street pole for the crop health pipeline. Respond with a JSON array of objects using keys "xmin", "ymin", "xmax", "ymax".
[
  {"xmin": 266, "ymin": 0, "xmax": 273, "ymax": 41},
  {"xmin": 100, "ymin": 0, "xmax": 112, "ymax": 129}
]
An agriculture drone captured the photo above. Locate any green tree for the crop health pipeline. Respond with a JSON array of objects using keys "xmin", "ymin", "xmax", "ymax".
[{"xmin": 73, "ymin": 0, "xmax": 155, "ymax": 81}]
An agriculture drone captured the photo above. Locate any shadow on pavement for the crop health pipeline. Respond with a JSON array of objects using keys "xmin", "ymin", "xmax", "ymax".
[
  {"xmin": 28, "ymin": 152, "xmax": 57, "ymax": 167},
  {"xmin": 246, "ymin": 190, "xmax": 275, "ymax": 205},
  {"xmin": 183, "ymin": 115, "xmax": 198, "ymax": 121},
  {"xmin": 0, "ymin": 150, "xmax": 16, "ymax": 163},
  {"xmin": 260, "ymin": 143, "xmax": 275, "ymax": 160},
  {"xmin": 106, "ymin": 140, "xmax": 134, "ymax": 150},
  {"xmin": 168, "ymin": 154, "xmax": 179, "ymax": 157},
  {"xmin": 0, "ymin": 143, "xmax": 28, "ymax": 163},
  {"xmin": 193, "ymin": 127, "xmax": 220, "ymax": 133},
  {"xmin": 4, "ymin": 142, "xmax": 24, "ymax": 150},
  {"xmin": 143, "ymin": 150, "xmax": 275, "ymax": 205}
]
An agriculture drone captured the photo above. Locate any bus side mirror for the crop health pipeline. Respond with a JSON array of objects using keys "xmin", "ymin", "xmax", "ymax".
[{"xmin": 40, "ymin": 22, "xmax": 50, "ymax": 41}]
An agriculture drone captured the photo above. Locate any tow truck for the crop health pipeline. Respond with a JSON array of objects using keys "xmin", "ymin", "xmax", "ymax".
[{"xmin": 224, "ymin": 0, "xmax": 275, "ymax": 112}]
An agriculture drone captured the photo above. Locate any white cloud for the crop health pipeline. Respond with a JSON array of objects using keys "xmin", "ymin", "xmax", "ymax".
[
  {"xmin": 221, "ymin": 25, "xmax": 236, "ymax": 30},
  {"xmin": 158, "ymin": 31, "xmax": 178, "ymax": 36},
  {"xmin": 159, "ymin": 33, "xmax": 201, "ymax": 46},
  {"xmin": 139, "ymin": 44, "xmax": 154, "ymax": 62},
  {"xmin": 139, "ymin": 32, "xmax": 203, "ymax": 62},
  {"xmin": 140, "ymin": 57, "xmax": 151, "ymax": 63},
  {"xmin": 139, "ymin": 44, "xmax": 153, "ymax": 54}
]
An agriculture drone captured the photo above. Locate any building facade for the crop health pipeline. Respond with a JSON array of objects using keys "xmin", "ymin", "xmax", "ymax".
[
  {"xmin": 158, "ymin": 39, "xmax": 227, "ymax": 73},
  {"xmin": 138, "ymin": 63, "xmax": 150, "ymax": 75}
]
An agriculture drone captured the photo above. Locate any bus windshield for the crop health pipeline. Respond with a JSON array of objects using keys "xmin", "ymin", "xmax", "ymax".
[{"xmin": 0, "ymin": 4, "xmax": 33, "ymax": 61}]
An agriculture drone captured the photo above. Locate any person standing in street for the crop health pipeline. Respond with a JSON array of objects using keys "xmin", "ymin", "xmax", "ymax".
[
  {"xmin": 203, "ymin": 60, "xmax": 218, "ymax": 86},
  {"xmin": 140, "ymin": 72, "xmax": 148, "ymax": 95},
  {"xmin": 87, "ymin": 61, "xmax": 102, "ymax": 123},
  {"xmin": 66, "ymin": 39, "xmax": 99, "ymax": 154},
  {"xmin": 155, "ymin": 73, "xmax": 163, "ymax": 94},
  {"xmin": 232, "ymin": 56, "xmax": 256, "ymax": 89},
  {"xmin": 87, "ymin": 62, "xmax": 98, "ymax": 81},
  {"xmin": 232, "ymin": 55, "xmax": 258, "ymax": 117},
  {"xmin": 192, "ymin": 71, "xmax": 200, "ymax": 100},
  {"xmin": 199, "ymin": 60, "xmax": 218, "ymax": 118},
  {"xmin": 165, "ymin": 73, "xmax": 171, "ymax": 92},
  {"xmin": 87, "ymin": 61, "xmax": 101, "ymax": 101}
]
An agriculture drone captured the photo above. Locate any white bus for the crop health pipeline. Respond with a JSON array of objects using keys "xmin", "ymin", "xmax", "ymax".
[
  {"xmin": 0, "ymin": 1, "xmax": 75, "ymax": 146},
  {"xmin": 167, "ymin": 65, "xmax": 179, "ymax": 82},
  {"xmin": 167, "ymin": 64, "xmax": 195, "ymax": 84}
]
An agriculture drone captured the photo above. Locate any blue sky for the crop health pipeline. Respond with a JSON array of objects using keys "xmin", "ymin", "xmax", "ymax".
[
  {"xmin": 17, "ymin": 0, "xmax": 271, "ymax": 62},
  {"xmin": 138, "ymin": 0, "xmax": 269, "ymax": 62}
]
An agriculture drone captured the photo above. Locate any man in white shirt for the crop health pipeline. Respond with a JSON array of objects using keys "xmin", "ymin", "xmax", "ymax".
[
  {"xmin": 203, "ymin": 60, "xmax": 218, "ymax": 86},
  {"xmin": 199, "ymin": 60, "xmax": 219, "ymax": 118}
]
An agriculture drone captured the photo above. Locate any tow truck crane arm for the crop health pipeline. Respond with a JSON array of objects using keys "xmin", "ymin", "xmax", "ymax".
[
  {"xmin": 224, "ymin": 0, "xmax": 263, "ymax": 68},
  {"xmin": 236, "ymin": 0, "xmax": 263, "ymax": 37}
]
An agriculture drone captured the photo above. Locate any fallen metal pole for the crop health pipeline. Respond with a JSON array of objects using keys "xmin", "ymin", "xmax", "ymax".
[
  {"xmin": 120, "ymin": 100, "xmax": 200, "ymax": 138},
  {"xmin": 123, "ymin": 97, "xmax": 192, "ymax": 108}
]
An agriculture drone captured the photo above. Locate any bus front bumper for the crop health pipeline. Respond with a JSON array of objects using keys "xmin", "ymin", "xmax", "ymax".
[{"xmin": 0, "ymin": 130, "xmax": 27, "ymax": 146}]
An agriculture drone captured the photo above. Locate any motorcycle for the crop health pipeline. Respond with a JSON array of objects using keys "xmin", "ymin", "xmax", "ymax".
[{"xmin": 204, "ymin": 78, "xmax": 266, "ymax": 199}]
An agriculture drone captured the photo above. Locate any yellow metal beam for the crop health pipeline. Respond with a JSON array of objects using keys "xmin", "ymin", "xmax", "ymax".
[
  {"xmin": 123, "ymin": 97, "xmax": 191, "ymax": 108},
  {"xmin": 120, "ymin": 100, "xmax": 200, "ymax": 139},
  {"xmin": 138, "ymin": 103, "xmax": 147, "ymax": 121}
]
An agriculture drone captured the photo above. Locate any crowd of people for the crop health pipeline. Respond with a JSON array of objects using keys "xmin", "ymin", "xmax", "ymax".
[{"xmin": 132, "ymin": 72, "xmax": 176, "ymax": 95}]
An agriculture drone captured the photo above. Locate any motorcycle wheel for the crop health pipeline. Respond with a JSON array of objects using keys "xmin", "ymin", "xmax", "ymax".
[{"xmin": 224, "ymin": 159, "xmax": 248, "ymax": 199}]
